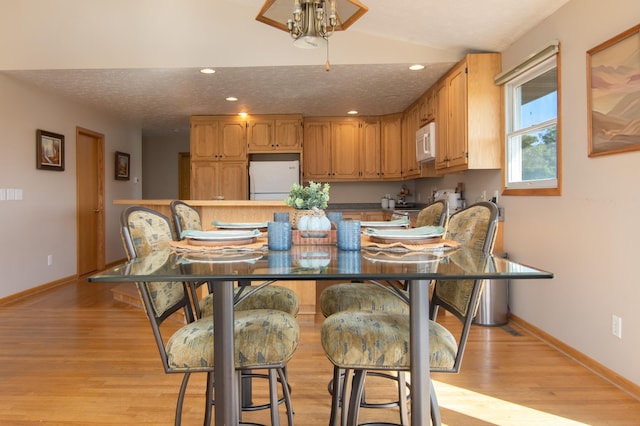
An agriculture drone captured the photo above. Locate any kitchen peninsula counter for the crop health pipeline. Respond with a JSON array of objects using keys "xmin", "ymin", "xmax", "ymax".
[{"xmin": 114, "ymin": 199, "xmax": 294, "ymax": 225}]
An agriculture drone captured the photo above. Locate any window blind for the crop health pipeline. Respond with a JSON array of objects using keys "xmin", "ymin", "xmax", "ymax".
[{"xmin": 494, "ymin": 40, "xmax": 560, "ymax": 85}]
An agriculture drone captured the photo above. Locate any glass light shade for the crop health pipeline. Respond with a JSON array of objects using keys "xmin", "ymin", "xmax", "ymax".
[{"xmin": 293, "ymin": 34, "xmax": 327, "ymax": 49}]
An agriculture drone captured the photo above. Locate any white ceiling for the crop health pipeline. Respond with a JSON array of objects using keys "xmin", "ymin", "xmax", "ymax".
[{"xmin": 1, "ymin": 0, "xmax": 570, "ymax": 136}]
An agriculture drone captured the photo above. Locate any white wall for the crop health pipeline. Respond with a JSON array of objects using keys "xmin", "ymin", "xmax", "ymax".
[
  {"xmin": 418, "ymin": 0, "xmax": 640, "ymax": 386},
  {"xmin": 0, "ymin": 74, "xmax": 142, "ymax": 298}
]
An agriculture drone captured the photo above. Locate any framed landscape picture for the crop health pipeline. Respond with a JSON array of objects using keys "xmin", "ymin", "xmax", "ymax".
[
  {"xmin": 115, "ymin": 151, "xmax": 130, "ymax": 180},
  {"xmin": 587, "ymin": 24, "xmax": 640, "ymax": 157},
  {"xmin": 36, "ymin": 129, "xmax": 65, "ymax": 171}
]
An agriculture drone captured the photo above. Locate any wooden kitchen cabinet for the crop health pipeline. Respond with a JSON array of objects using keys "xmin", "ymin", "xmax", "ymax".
[
  {"xmin": 417, "ymin": 89, "xmax": 436, "ymax": 126},
  {"xmin": 302, "ymin": 120, "xmax": 331, "ymax": 180},
  {"xmin": 331, "ymin": 119, "xmax": 360, "ymax": 180},
  {"xmin": 303, "ymin": 118, "xmax": 360, "ymax": 181},
  {"xmin": 398, "ymin": 106, "xmax": 420, "ymax": 179},
  {"xmin": 380, "ymin": 113, "xmax": 403, "ymax": 179},
  {"xmin": 190, "ymin": 116, "xmax": 246, "ymax": 161},
  {"xmin": 190, "ymin": 116, "xmax": 248, "ymax": 200},
  {"xmin": 434, "ymin": 78, "xmax": 449, "ymax": 170},
  {"xmin": 435, "ymin": 53, "xmax": 502, "ymax": 173},
  {"xmin": 247, "ymin": 114, "xmax": 302, "ymax": 152},
  {"xmin": 359, "ymin": 118, "xmax": 381, "ymax": 179},
  {"xmin": 190, "ymin": 160, "xmax": 247, "ymax": 200}
]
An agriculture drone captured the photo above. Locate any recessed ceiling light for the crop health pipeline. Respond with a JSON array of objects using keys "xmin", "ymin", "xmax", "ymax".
[
  {"xmin": 200, "ymin": 68, "xmax": 216, "ymax": 74},
  {"xmin": 226, "ymin": 97, "xmax": 238, "ymax": 102},
  {"xmin": 347, "ymin": 110, "xmax": 358, "ymax": 115},
  {"xmin": 409, "ymin": 64, "xmax": 425, "ymax": 71}
]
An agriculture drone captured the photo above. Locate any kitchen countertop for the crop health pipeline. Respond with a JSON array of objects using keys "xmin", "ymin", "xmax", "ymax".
[{"xmin": 327, "ymin": 203, "xmax": 426, "ymax": 212}]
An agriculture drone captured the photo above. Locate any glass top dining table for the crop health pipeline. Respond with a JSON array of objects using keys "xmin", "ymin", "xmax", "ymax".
[{"xmin": 89, "ymin": 245, "xmax": 553, "ymax": 426}]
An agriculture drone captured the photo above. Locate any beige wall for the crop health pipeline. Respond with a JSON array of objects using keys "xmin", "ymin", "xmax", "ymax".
[
  {"xmin": 501, "ymin": 0, "xmax": 640, "ymax": 386},
  {"xmin": 0, "ymin": 74, "xmax": 142, "ymax": 298}
]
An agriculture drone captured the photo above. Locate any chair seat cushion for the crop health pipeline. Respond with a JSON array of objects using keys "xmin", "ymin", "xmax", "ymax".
[
  {"xmin": 167, "ymin": 309, "xmax": 300, "ymax": 371},
  {"xmin": 320, "ymin": 311, "xmax": 457, "ymax": 371},
  {"xmin": 199, "ymin": 285, "xmax": 300, "ymax": 317},
  {"xmin": 319, "ymin": 283, "xmax": 409, "ymax": 317}
]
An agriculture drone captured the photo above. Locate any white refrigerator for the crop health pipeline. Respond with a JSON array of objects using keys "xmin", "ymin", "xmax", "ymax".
[{"xmin": 249, "ymin": 160, "xmax": 300, "ymax": 200}]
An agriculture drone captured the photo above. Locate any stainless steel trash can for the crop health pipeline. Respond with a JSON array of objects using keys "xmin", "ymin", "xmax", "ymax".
[{"xmin": 473, "ymin": 253, "xmax": 509, "ymax": 326}]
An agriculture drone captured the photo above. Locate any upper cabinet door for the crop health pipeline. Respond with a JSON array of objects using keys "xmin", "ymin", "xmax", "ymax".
[
  {"xmin": 247, "ymin": 115, "xmax": 302, "ymax": 152},
  {"xmin": 247, "ymin": 118, "xmax": 274, "ymax": 151},
  {"xmin": 380, "ymin": 114, "xmax": 403, "ymax": 179},
  {"xmin": 275, "ymin": 118, "xmax": 302, "ymax": 151},
  {"xmin": 331, "ymin": 120, "xmax": 360, "ymax": 180},
  {"xmin": 190, "ymin": 119, "xmax": 220, "ymax": 160},
  {"xmin": 360, "ymin": 118, "xmax": 381, "ymax": 179},
  {"xmin": 219, "ymin": 119, "xmax": 247, "ymax": 160},
  {"xmin": 446, "ymin": 61, "xmax": 469, "ymax": 168},
  {"xmin": 303, "ymin": 120, "xmax": 332, "ymax": 180}
]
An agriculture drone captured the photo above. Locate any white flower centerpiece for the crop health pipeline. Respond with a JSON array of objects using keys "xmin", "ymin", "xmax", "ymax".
[{"xmin": 285, "ymin": 181, "xmax": 331, "ymax": 233}]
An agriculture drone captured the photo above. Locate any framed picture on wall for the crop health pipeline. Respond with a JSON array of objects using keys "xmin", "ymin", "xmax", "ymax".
[
  {"xmin": 36, "ymin": 129, "xmax": 65, "ymax": 171},
  {"xmin": 115, "ymin": 151, "xmax": 130, "ymax": 181},
  {"xmin": 587, "ymin": 24, "xmax": 640, "ymax": 157}
]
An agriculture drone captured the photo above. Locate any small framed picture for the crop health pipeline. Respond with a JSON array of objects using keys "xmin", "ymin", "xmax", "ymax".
[
  {"xmin": 115, "ymin": 151, "xmax": 130, "ymax": 181},
  {"xmin": 36, "ymin": 129, "xmax": 65, "ymax": 171}
]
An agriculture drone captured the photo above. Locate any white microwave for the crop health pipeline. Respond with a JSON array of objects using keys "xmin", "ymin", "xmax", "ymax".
[{"xmin": 416, "ymin": 121, "xmax": 436, "ymax": 163}]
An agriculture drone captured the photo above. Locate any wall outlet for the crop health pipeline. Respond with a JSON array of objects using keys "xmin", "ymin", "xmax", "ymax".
[
  {"xmin": 612, "ymin": 314, "xmax": 622, "ymax": 339},
  {"xmin": 47, "ymin": 254, "xmax": 53, "ymax": 266}
]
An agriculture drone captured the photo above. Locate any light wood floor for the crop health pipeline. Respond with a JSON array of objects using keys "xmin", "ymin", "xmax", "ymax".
[{"xmin": 1, "ymin": 279, "xmax": 639, "ymax": 426}]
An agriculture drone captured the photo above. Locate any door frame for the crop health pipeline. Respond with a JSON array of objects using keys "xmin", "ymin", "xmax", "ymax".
[
  {"xmin": 76, "ymin": 127, "xmax": 105, "ymax": 276},
  {"xmin": 178, "ymin": 152, "xmax": 191, "ymax": 200}
]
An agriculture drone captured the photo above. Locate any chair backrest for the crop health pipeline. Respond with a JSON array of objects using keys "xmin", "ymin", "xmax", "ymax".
[
  {"xmin": 415, "ymin": 199, "xmax": 449, "ymax": 228},
  {"xmin": 429, "ymin": 201, "xmax": 499, "ymax": 373},
  {"xmin": 120, "ymin": 206, "xmax": 196, "ymax": 372},
  {"xmin": 170, "ymin": 200, "xmax": 202, "ymax": 239}
]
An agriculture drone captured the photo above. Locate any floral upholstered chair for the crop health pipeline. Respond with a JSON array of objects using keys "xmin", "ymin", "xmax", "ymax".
[
  {"xmin": 169, "ymin": 200, "xmax": 202, "ymax": 237},
  {"xmin": 169, "ymin": 200, "xmax": 300, "ymax": 319},
  {"xmin": 316, "ymin": 199, "xmax": 450, "ymax": 423},
  {"xmin": 415, "ymin": 199, "xmax": 449, "ymax": 228},
  {"xmin": 121, "ymin": 206, "xmax": 300, "ymax": 426},
  {"xmin": 320, "ymin": 201, "xmax": 498, "ymax": 425}
]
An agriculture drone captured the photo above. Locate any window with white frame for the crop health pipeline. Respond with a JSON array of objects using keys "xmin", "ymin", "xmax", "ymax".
[{"xmin": 499, "ymin": 44, "xmax": 560, "ymax": 194}]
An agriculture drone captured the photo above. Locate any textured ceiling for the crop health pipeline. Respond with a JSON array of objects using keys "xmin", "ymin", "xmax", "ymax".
[{"xmin": 2, "ymin": 0, "xmax": 571, "ymax": 137}]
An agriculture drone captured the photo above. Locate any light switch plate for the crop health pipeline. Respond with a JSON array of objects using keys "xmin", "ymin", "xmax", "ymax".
[{"xmin": 0, "ymin": 188, "xmax": 5, "ymax": 201}]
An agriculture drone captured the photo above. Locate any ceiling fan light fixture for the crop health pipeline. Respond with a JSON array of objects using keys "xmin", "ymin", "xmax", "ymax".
[{"xmin": 257, "ymin": 0, "xmax": 368, "ymax": 49}]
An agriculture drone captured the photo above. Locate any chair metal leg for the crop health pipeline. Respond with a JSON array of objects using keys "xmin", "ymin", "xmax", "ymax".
[
  {"xmin": 175, "ymin": 372, "xmax": 191, "ymax": 426},
  {"xmin": 397, "ymin": 371, "xmax": 409, "ymax": 426},
  {"xmin": 328, "ymin": 367, "xmax": 343, "ymax": 426},
  {"xmin": 346, "ymin": 369, "xmax": 366, "ymax": 426},
  {"xmin": 268, "ymin": 368, "xmax": 281, "ymax": 426},
  {"xmin": 204, "ymin": 371, "xmax": 213, "ymax": 426},
  {"xmin": 430, "ymin": 379, "xmax": 441, "ymax": 426},
  {"xmin": 236, "ymin": 371, "xmax": 245, "ymax": 424},
  {"xmin": 277, "ymin": 367, "xmax": 295, "ymax": 426}
]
